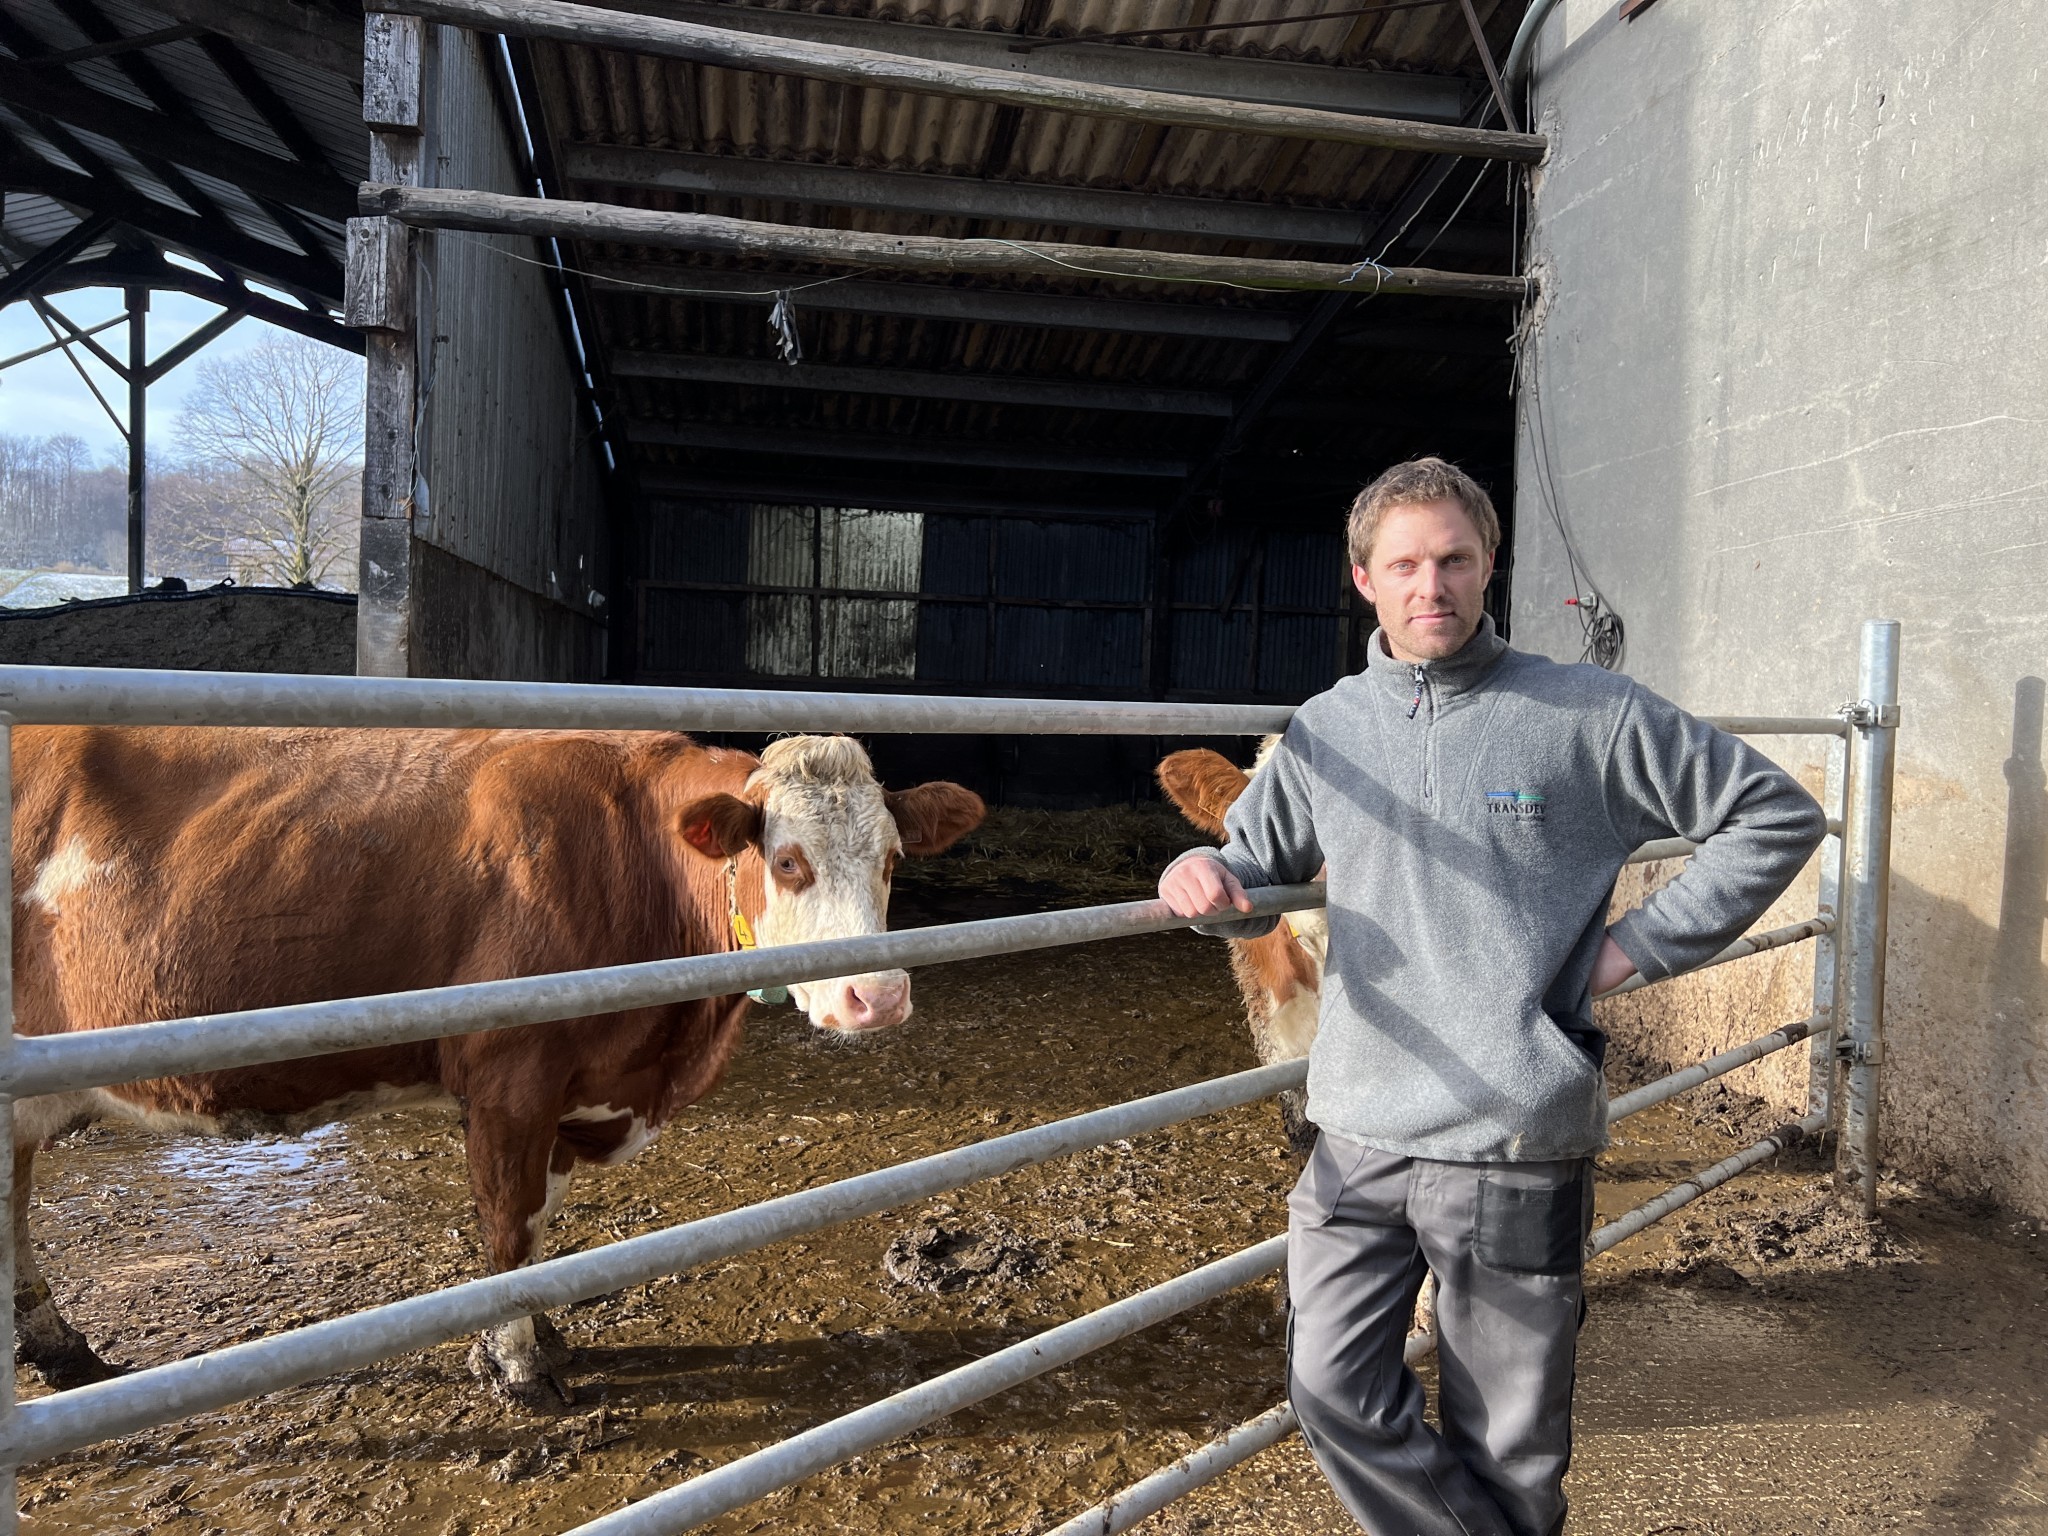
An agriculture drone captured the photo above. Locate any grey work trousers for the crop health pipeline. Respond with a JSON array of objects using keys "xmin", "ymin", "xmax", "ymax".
[{"xmin": 1287, "ymin": 1133, "xmax": 1595, "ymax": 1536}]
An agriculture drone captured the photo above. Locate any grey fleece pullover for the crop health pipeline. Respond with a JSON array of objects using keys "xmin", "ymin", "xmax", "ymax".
[{"xmin": 1174, "ymin": 617, "xmax": 1826, "ymax": 1162}]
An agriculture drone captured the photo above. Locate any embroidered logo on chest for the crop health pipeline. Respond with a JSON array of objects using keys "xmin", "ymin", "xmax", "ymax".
[{"xmin": 1485, "ymin": 789, "xmax": 1547, "ymax": 821}]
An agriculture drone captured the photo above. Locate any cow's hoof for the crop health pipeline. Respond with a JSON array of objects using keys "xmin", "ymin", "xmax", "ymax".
[
  {"xmin": 530, "ymin": 1312, "xmax": 574, "ymax": 1370},
  {"xmin": 469, "ymin": 1324, "xmax": 576, "ymax": 1412}
]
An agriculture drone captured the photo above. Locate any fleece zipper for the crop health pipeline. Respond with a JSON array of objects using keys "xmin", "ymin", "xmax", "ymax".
[{"xmin": 1408, "ymin": 663, "xmax": 1438, "ymax": 811}]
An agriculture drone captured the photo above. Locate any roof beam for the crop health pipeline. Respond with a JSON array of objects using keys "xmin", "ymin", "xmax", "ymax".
[
  {"xmin": 562, "ymin": 143, "xmax": 1506, "ymax": 257},
  {"xmin": 639, "ymin": 472, "xmax": 1154, "ymax": 521},
  {"xmin": 0, "ymin": 210, "xmax": 116, "ymax": 305},
  {"xmin": 40, "ymin": 253, "xmax": 363, "ymax": 352},
  {"xmin": 0, "ymin": 57, "xmax": 355, "ymax": 222},
  {"xmin": 382, "ymin": 0, "xmax": 1542, "ymax": 161},
  {"xmin": 589, "ymin": 263, "xmax": 1301, "ymax": 343},
  {"xmin": 4, "ymin": 148, "xmax": 342, "ymax": 302},
  {"xmin": 633, "ymin": 421, "xmax": 1189, "ymax": 478},
  {"xmin": 367, "ymin": 185, "xmax": 1531, "ymax": 301},
  {"xmin": 135, "ymin": 0, "xmax": 363, "ymax": 81},
  {"xmin": 613, "ymin": 350, "xmax": 1235, "ymax": 416},
  {"xmin": 18, "ymin": 22, "xmax": 206, "ymax": 68},
  {"xmin": 567, "ymin": 0, "xmax": 1476, "ymax": 124}
]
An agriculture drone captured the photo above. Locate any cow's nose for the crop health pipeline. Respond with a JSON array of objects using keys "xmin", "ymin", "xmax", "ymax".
[{"xmin": 836, "ymin": 974, "xmax": 911, "ymax": 1031}]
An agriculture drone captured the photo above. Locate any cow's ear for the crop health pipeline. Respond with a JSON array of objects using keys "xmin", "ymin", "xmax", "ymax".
[
  {"xmin": 1156, "ymin": 750, "xmax": 1249, "ymax": 839},
  {"xmin": 886, "ymin": 781, "xmax": 985, "ymax": 857},
  {"xmin": 677, "ymin": 793, "xmax": 764, "ymax": 860}
]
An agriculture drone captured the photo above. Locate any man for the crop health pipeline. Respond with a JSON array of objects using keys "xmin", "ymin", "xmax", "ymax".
[{"xmin": 1159, "ymin": 458, "xmax": 1824, "ymax": 1535}]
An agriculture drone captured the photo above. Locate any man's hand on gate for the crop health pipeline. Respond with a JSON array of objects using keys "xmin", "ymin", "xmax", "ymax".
[
  {"xmin": 1160, "ymin": 856, "xmax": 1255, "ymax": 919},
  {"xmin": 1591, "ymin": 933, "xmax": 1638, "ymax": 994}
]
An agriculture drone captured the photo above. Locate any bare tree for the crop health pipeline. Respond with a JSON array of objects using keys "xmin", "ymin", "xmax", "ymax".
[{"xmin": 176, "ymin": 334, "xmax": 362, "ymax": 588}]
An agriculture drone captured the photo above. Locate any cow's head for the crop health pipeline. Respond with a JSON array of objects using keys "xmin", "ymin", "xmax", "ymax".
[
  {"xmin": 677, "ymin": 735, "xmax": 984, "ymax": 1033},
  {"xmin": 1156, "ymin": 738, "xmax": 1329, "ymax": 966}
]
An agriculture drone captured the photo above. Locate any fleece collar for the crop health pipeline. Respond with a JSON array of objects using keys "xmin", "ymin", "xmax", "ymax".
[{"xmin": 1363, "ymin": 613, "xmax": 1509, "ymax": 705}]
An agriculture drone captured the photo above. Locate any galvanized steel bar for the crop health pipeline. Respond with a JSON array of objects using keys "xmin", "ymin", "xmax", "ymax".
[
  {"xmin": 1627, "ymin": 819, "xmax": 1841, "ymax": 867},
  {"xmin": 1604, "ymin": 1016, "xmax": 1820, "ymax": 1124},
  {"xmin": 0, "ymin": 715, "xmax": 18, "ymax": 1536},
  {"xmin": 0, "ymin": 665, "xmax": 1292, "ymax": 734},
  {"xmin": 1840, "ymin": 620, "xmax": 1902, "ymax": 1215},
  {"xmin": 1596, "ymin": 916, "xmax": 1833, "ymax": 999},
  {"xmin": 0, "ymin": 665, "xmax": 1843, "ymax": 742},
  {"xmin": 1808, "ymin": 738, "xmax": 1847, "ymax": 1119},
  {"xmin": 0, "ymin": 886, "xmax": 1326, "ymax": 1100},
  {"xmin": 0, "ymin": 1060, "xmax": 1305, "ymax": 1464},
  {"xmin": 563, "ymin": 1237, "xmax": 1290, "ymax": 1536},
  {"xmin": 1702, "ymin": 716, "xmax": 1851, "ymax": 738},
  {"xmin": 1046, "ymin": 1404, "xmax": 1300, "ymax": 1536},
  {"xmin": 1587, "ymin": 1112, "xmax": 1827, "ymax": 1258}
]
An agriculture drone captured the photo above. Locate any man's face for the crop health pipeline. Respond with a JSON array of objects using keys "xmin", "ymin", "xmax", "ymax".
[{"xmin": 1351, "ymin": 498, "xmax": 1496, "ymax": 663}]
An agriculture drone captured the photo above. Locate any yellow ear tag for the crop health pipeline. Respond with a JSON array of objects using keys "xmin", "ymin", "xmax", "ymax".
[{"xmin": 731, "ymin": 909, "xmax": 758, "ymax": 950}]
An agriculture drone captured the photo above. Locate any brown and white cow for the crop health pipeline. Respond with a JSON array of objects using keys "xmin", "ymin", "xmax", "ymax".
[
  {"xmin": 1156, "ymin": 739, "xmax": 1326, "ymax": 1167},
  {"xmin": 10, "ymin": 727, "xmax": 982, "ymax": 1406}
]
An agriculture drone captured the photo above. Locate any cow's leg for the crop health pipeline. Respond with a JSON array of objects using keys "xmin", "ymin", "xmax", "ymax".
[
  {"xmin": 463, "ymin": 1109, "xmax": 577, "ymax": 1409},
  {"xmin": 12, "ymin": 1139, "xmax": 123, "ymax": 1387}
]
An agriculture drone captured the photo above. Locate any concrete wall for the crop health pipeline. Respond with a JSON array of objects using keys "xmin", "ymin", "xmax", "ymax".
[
  {"xmin": 1515, "ymin": 1, "xmax": 2048, "ymax": 1214},
  {"xmin": 359, "ymin": 25, "xmax": 609, "ymax": 681}
]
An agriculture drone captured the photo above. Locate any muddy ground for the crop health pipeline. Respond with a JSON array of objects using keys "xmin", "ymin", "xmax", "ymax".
[{"xmin": 16, "ymin": 809, "xmax": 2048, "ymax": 1534}]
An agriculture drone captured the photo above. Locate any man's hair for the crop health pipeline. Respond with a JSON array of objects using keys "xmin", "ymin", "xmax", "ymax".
[{"xmin": 1346, "ymin": 457, "xmax": 1501, "ymax": 567}]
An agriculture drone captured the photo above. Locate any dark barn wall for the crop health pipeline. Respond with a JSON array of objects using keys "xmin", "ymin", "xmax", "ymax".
[
  {"xmin": 632, "ymin": 497, "xmax": 1359, "ymax": 806},
  {"xmin": 633, "ymin": 499, "xmax": 1358, "ymax": 700}
]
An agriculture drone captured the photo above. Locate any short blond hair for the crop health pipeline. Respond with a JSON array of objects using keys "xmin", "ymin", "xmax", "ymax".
[{"xmin": 1346, "ymin": 457, "xmax": 1500, "ymax": 567}]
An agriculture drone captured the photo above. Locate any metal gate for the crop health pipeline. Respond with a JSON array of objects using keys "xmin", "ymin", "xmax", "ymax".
[{"xmin": 0, "ymin": 619, "xmax": 1897, "ymax": 1533}]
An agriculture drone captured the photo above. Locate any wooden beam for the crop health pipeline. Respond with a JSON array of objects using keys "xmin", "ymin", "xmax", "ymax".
[
  {"xmin": 29, "ymin": 253, "xmax": 364, "ymax": 353},
  {"xmin": 0, "ymin": 211, "xmax": 116, "ymax": 305},
  {"xmin": 5, "ymin": 151, "xmax": 341, "ymax": 302},
  {"xmin": 138, "ymin": 0, "xmax": 363, "ymax": 80},
  {"xmin": 357, "ymin": 9, "xmax": 428, "ymax": 681},
  {"xmin": 0, "ymin": 57, "xmax": 355, "ymax": 221},
  {"xmin": 561, "ymin": 144, "xmax": 1507, "ymax": 257},
  {"xmin": 381, "ymin": 0, "xmax": 1545, "ymax": 162},
  {"xmin": 19, "ymin": 23, "xmax": 206, "ymax": 68},
  {"xmin": 613, "ymin": 351, "xmax": 1235, "ymax": 416},
  {"xmin": 633, "ymin": 421, "xmax": 1189, "ymax": 478},
  {"xmin": 588, "ymin": 263, "xmax": 1301, "ymax": 343},
  {"xmin": 143, "ymin": 303, "xmax": 246, "ymax": 384},
  {"xmin": 364, "ymin": 185, "xmax": 1533, "ymax": 301},
  {"xmin": 506, "ymin": 0, "xmax": 1474, "ymax": 125}
]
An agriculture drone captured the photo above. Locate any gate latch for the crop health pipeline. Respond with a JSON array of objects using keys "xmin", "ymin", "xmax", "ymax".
[
  {"xmin": 1836, "ymin": 1036, "xmax": 1885, "ymax": 1066},
  {"xmin": 1838, "ymin": 699, "xmax": 1901, "ymax": 729}
]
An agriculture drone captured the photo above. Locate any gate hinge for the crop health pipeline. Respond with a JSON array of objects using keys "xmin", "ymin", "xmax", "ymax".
[
  {"xmin": 1838, "ymin": 699, "xmax": 1901, "ymax": 729},
  {"xmin": 1836, "ymin": 1036, "xmax": 1885, "ymax": 1066}
]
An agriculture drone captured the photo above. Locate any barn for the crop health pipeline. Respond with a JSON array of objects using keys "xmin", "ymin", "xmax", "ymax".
[{"xmin": 2, "ymin": 0, "xmax": 2045, "ymax": 1532}]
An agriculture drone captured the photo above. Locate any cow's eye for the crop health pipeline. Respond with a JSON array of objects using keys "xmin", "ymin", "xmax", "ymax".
[{"xmin": 776, "ymin": 855, "xmax": 800, "ymax": 876}]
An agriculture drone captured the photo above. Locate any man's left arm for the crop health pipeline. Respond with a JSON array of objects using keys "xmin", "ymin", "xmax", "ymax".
[{"xmin": 1601, "ymin": 686, "xmax": 1829, "ymax": 986}]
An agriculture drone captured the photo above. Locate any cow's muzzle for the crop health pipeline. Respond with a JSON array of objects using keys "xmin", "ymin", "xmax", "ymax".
[{"xmin": 804, "ymin": 970, "xmax": 912, "ymax": 1033}]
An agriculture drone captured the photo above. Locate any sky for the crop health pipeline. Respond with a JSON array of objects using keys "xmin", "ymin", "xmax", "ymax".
[{"xmin": 0, "ymin": 285, "xmax": 326, "ymax": 463}]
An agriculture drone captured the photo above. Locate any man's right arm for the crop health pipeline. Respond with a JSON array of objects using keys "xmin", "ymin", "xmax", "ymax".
[{"xmin": 1157, "ymin": 724, "xmax": 1325, "ymax": 937}]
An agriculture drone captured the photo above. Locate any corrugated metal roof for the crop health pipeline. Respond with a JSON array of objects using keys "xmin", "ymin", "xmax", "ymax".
[
  {"xmin": 0, "ymin": 0, "xmax": 363, "ymax": 321},
  {"xmin": 512, "ymin": 0, "xmax": 1522, "ymax": 545}
]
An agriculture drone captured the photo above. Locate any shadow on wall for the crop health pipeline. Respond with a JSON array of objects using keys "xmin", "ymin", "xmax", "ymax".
[{"xmin": 1603, "ymin": 678, "xmax": 2048, "ymax": 1216}]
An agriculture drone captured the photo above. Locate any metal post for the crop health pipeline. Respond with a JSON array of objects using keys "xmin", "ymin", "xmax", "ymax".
[
  {"xmin": 1808, "ymin": 734, "xmax": 1846, "ymax": 1120},
  {"xmin": 1839, "ymin": 619, "xmax": 1901, "ymax": 1216},
  {"xmin": 0, "ymin": 713, "xmax": 18, "ymax": 1536},
  {"xmin": 125, "ymin": 287, "xmax": 148, "ymax": 595}
]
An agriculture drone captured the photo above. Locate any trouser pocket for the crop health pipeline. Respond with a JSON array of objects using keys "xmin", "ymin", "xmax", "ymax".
[{"xmin": 1474, "ymin": 1162, "xmax": 1589, "ymax": 1276}]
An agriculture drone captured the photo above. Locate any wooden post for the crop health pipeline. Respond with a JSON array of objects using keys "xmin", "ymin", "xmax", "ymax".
[{"xmin": 353, "ymin": 13, "xmax": 428, "ymax": 678}]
